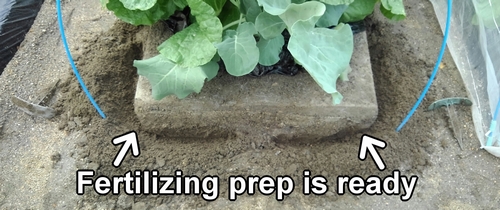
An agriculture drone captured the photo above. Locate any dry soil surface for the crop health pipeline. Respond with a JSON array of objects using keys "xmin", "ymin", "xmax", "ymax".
[{"xmin": 0, "ymin": 0, "xmax": 499, "ymax": 209}]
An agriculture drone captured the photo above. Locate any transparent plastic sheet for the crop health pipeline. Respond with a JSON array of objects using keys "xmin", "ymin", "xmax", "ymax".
[
  {"xmin": 0, "ymin": 0, "xmax": 44, "ymax": 74},
  {"xmin": 430, "ymin": 0, "xmax": 500, "ymax": 157}
]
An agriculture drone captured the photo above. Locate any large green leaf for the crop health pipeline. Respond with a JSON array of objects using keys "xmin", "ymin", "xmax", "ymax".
[
  {"xmin": 216, "ymin": 22, "xmax": 260, "ymax": 76},
  {"xmin": 288, "ymin": 21, "xmax": 353, "ymax": 104},
  {"xmin": 107, "ymin": 0, "xmax": 176, "ymax": 25},
  {"xmin": 318, "ymin": 0, "xmax": 354, "ymax": 5},
  {"xmin": 135, "ymin": 55, "xmax": 218, "ymax": 100},
  {"xmin": 279, "ymin": 1, "xmax": 326, "ymax": 31},
  {"xmin": 257, "ymin": 0, "xmax": 291, "ymax": 15},
  {"xmin": 119, "ymin": 0, "xmax": 157, "ymax": 10},
  {"xmin": 339, "ymin": 0, "xmax": 377, "ymax": 23},
  {"xmin": 158, "ymin": 0, "xmax": 222, "ymax": 67},
  {"xmin": 188, "ymin": 0, "xmax": 223, "ymax": 43},
  {"xmin": 158, "ymin": 24, "xmax": 217, "ymax": 67},
  {"xmin": 246, "ymin": 6, "xmax": 262, "ymax": 23},
  {"xmin": 203, "ymin": 0, "xmax": 227, "ymax": 15},
  {"xmin": 255, "ymin": 12, "xmax": 286, "ymax": 39},
  {"xmin": 257, "ymin": 34, "xmax": 284, "ymax": 66},
  {"xmin": 316, "ymin": 4, "xmax": 348, "ymax": 27},
  {"xmin": 380, "ymin": 0, "xmax": 406, "ymax": 21}
]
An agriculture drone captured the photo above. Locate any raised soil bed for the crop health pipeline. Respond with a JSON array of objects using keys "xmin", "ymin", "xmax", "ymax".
[{"xmin": 134, "ymin": 23, "xmax": 377, "ymax": 140}]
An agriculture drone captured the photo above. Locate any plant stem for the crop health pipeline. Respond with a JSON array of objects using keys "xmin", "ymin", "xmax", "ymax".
[
  {"xmin": 222, "ymin": 20, "xmax": 241, "ymax": 31},
  {"xmin": 222, "ymin": 14, "xmax": 245, "ymax": 31}
]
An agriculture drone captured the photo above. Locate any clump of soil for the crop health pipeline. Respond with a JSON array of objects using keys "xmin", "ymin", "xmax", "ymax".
[{"xmin": 52, "ymin": 3, "xmax": 469, "ymax": 207}]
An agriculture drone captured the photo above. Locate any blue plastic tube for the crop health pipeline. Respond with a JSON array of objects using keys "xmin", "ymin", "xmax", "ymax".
[
  {"xmin": 396, "ymin": 0, "xmax": 452, "ymax": 132},
  {"xmin": 56, "ymin": 0, "xmax": 106, "ymax": 119}
]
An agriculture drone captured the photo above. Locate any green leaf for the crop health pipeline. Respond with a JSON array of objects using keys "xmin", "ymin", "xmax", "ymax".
[
  {"xmin": 288, "ymin": 21, "xmax": 353, "ymax": 104},
  {"xmin": 340, "ymin": 65, "xmax": 351, "ymax": 81},
  {"xmin": 158, "ymin": 0, "xmax": 222, "ymax": 67},
  {"xmin": 279, "ymin": 1, "xmax": 326, "ymax": 30},
  {"xmin": 134, "ymin": 55, "xmax": 219, "ymax": 100},
  {"xmin": 339, "ymin": 0, "xmax": 377, "ymax": 23},
  {"xmin": 119, "ymin": 0, "xmax": 157, "ymax": 10},
  {"xmin": 107, "ymin": 0, "xmax": 176, "ymax": 25},
  {"xmin": 222, "ymin": 29, "xmax": 237, "ymax": 39},
  {"xmin": 318, "ymin": 0, "xmax": 354, "ymax": 5},
  {"xmin": 219, "ymin": 1, "xmax": 242, "ymax": 29},
  {"xmin": 316, "ymin": 4, "xmax": 348, "ymax": 27},
  {"xmin": 240, "ymin": 0, "xmax": 261, "ymax": 23},
  {"xmin": 240, "ymin": 0, "xmax": 259, "ymax": 14},
  {"xmin": 173, "ymin": 0, "xmax": 188, "ymax": 8},
  {"xmin": 188, "ymin": 0, "xmax": 223, "ymax": 43},
  {"xmin": 203, "ymin": 0, "xmax": 227, "ymax": 15},
  {"xmin": 158, "ymin": 24, "xmax": 217, "ymax": 67},
  {"xmin": 257, "ymin": 34, "xmax": 284, "ymax": 66},
  {"xmin": 246, "ymin": 6, "xmax": 262, "ymax": 23},
  {"xmin": 255, "ymin": 12, "xmax": 286, "ymax": 39},
  {"xmin": 380, "ymin": 0, "xmax": 406, "ymax": 21},
  {"xmin": 472, "ymin": 0, "xmax": 500, "ymax": 28},
  {"xmin": 257, "ymin": 0, "xmax": 291, "ymax": 16},
  {"xmin": 216, "ymin": 22, "xmax": 260, "ymax": 76}
]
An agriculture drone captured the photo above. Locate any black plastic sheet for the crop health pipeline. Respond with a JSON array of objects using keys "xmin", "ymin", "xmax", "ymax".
[{"xmin": 0, "ymin": 0, "xmax": 44, "ymax": 74}]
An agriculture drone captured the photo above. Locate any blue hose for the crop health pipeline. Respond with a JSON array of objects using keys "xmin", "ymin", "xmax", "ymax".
[
  {"xmin": 485, "ymin": 99, "xmax": 500, "ymax": 146},
  {"xmin": 56, "ymin": 0, "xmax": 106, "ymax": 119},
  {"xmin": 396, "ymin": 0, "xmax": 452, "ymax": 132}
]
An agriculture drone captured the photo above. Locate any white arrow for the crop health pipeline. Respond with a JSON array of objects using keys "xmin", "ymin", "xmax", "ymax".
[
  {"xmin": 112, "ymin": 131, "xmax": 140, "ymax": 168},
  {"xmin": 359, "ymin": 134, "xmax": 387, "ymax": 171}
]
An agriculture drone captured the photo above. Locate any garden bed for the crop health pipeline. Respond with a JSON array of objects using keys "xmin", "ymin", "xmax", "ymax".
[
  {"xmin": 134, "ymin": 23, "xmax": 377, "ymax": 140},
  {"xmin": 2, "ymin": 0, "xmax": 496, "ymax": 209}
]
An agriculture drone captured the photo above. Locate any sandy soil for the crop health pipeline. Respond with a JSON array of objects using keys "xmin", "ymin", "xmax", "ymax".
[{"xmin": 0, "ymin": 0, "xmax": 499, "ymax": 209}]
